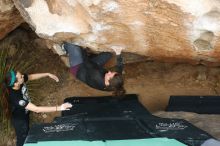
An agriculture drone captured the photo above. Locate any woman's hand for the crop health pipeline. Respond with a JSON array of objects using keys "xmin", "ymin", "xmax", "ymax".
[
  {"xmin": 48, "ymin": 73, "xmax": 59, "ymax": 82},
  {"xmin": 112, "ymin": 47, "xmax": 124, "ymax": 55},
  {"xmin": 59, "ymin": 102, "xmax": 73, "ymax": 111}
]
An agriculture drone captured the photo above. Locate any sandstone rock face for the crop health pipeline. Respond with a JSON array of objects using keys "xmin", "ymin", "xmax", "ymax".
[
  {"xmin": 12, "ymin": 0, "xmax": 220, "ymax": 65},
  {"xmin": 0, "ymin": 0, "xmax": 23, "ymax": 40}
]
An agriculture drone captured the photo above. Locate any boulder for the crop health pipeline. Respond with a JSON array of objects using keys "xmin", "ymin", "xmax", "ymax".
[
  {"xmin": 7, "ymin": 0, "xmax": 220, "ymax": 65},
  {"xmin": 0, "ymin": 0, "xmax": 23, "ymax": 40}
]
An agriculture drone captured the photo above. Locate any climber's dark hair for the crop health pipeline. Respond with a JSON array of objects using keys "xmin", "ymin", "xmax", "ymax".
[{"xmin": 106, "ymin": 73, "xmax": 125, "ymax": 97}]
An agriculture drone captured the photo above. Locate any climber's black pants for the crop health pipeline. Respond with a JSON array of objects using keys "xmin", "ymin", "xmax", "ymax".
[{"xmin": 11, "ymin": 115, "xmax": 29, "ymax": 146}]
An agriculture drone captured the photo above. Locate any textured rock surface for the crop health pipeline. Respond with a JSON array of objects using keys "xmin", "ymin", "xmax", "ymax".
[
  {"xmin": 0, "ymin": 0, "xmax": 23, "ymax": 39},
  {"xmin": 7, "ymin": 0, "xmax": 220, "ymax": 65}
]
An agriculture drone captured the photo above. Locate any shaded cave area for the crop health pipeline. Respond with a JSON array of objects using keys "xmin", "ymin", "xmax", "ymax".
[{"xmin": 1, "ymin": 24, "xmax": 220, "ymax": 145}]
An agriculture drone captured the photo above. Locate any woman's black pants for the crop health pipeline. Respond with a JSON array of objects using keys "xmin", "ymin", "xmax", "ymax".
[{"xmin": 11, "ymin": 116, "xmax": 29, "ymax": 146}]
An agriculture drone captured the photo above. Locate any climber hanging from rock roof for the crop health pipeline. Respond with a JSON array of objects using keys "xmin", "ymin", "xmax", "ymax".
[{"xmin": 57, "ymin": 42, "xmax": 125, "ymax": 97}]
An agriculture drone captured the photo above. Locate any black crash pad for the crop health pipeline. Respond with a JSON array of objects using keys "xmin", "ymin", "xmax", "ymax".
[
  {"xmin": 25, "ymin": 94, "xmax": 213, "ymax": 146},
  {"xmin": 62, "ymin": 94, "xmax": 150, "ymax": 117},
  {"xmin": 166, "ymin": 95, "xmax": 220, "ymax": 114}
]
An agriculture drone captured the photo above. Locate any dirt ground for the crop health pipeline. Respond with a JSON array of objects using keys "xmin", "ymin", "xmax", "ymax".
[{"xmin": 1, "ymin": 27, "xmax": 220, "ymax": 145}]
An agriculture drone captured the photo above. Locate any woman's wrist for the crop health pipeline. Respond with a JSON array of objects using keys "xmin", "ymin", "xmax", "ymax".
[
  {"xmin": 55, "ymin": 105, "xmax": 61, "ymax": 111},
  {"xmin": 58, "ymin": 105, "xmax": 61, "ymax": 111},
  {"xmin": 46, "ymin": 73, "xmax": 50, "ymax": 77}
]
